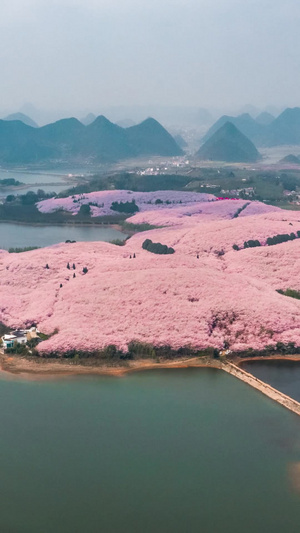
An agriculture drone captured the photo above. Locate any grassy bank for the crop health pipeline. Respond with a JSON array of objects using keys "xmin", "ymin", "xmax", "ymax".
[
  {"xmin": 5, "ymin": 338, "xmax": 300, "ymax": 363},
  {"xmin": 0, "ymin": 203, "xmax": 127, "ymax": 226}
]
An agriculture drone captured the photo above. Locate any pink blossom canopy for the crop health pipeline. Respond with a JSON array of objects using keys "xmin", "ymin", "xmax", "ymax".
[{"xmin": 1, "ymin": 192, "xmax": 300, "ymax": 354}]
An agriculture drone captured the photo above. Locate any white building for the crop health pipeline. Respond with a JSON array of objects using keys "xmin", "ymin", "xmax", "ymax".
[{"xmin": 1, "ymin": 327, "xmax": 38, "ymax": 350}]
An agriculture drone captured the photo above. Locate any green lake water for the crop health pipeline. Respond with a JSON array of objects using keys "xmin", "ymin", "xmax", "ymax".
[
  {"xmin": 0, "ymin": 368, "xmax": 300, "ymax": 533},
  {"xmin": 0, "ymin": 169, "xmax": 77, "ymax": 198},
  {"xmin": 242, "ymin": 359, "xmax": 300, "ymax": 402},
  {"xmin": 0, "ymin": 223, "xmax": 127, "ymax": 249}
]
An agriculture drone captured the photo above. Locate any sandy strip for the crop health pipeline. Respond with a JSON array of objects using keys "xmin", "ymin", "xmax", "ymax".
[{"xmin": 0, "ymin": 353, "xmax": 222, "ymax": 380}]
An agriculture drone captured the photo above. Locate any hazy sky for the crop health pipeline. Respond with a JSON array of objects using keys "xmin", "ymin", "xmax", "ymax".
[{"xmin": 1, "ymin": 0, "xmax": 300, "ymax": 116}]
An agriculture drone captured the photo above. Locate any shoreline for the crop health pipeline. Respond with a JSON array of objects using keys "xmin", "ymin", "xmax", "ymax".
[
  {"xmin": 1, "ymin": 353, "xmax": 300, "ymax": 379},
  {"xmin": 1, "ymin": 352, "xmax": 300, "ymax": 416},
  {"xmin": 0, "ymin": 353, "xmax": 221, "ymax": 380},
  {"xmin": 0, "ymin": 220, "xmax": 127, "ymax": 229}
]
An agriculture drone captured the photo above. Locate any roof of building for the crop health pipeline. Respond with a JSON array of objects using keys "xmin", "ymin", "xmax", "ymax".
[{"xmin": 12, "ymin": 330, "xmax": 26, "ymax": 337}]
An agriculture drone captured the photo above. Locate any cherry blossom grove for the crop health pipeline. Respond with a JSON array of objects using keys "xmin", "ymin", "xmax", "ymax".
[
  {"xmin": 1, "ymin": 193, "xmax": 300, "ymax": 354},
  {"xmin": 37, "ymin": 190, "xmax": 215, "ymax": 217}
]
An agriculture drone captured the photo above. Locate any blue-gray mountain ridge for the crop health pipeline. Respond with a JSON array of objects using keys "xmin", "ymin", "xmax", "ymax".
[{"xmin": 0, "ymin": 116, "xmax": 182, "ymax": 164}]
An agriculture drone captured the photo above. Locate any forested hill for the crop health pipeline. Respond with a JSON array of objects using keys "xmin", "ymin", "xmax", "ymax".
[{"xmin": 0, "ymin": 116, "xmax": 183, "ymax": 164}]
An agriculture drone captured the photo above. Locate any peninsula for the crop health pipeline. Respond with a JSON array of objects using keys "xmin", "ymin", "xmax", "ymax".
[{"xmin": 1, "ymin": 191, "xmax": 300, "ymax": 358}]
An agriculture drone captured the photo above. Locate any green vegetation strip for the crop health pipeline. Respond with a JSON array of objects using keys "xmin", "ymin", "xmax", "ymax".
[
  {"xmin": 8, "ymin": 246, "xmax": 41, "ymax": 253},
  {"xmin": 122, "ymin": 222, "xmax": 161, "ymax": 232},
  {"xmin": 233, "ymin": 231, "xmax": 300, "ymax": 251},
  {"xmin": 142, "ymin": 238, "xmax": 175, "ymax": 255},
  {"xmin": 276, "ymin": 288, "xmax": 300, "ymax": 300},
  {"xmin": 59, "ymin": 169, "xmax": 300, "ymax": 205}
]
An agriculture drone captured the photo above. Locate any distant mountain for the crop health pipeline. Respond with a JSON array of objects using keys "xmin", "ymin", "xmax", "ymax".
[
  {"xmin": 116, "ymin": 118, "xmax": 136, "ymax": 128},
  {"xmin": 81, "ymin": 113, "xmax": 97, "ymax": 126},
  {"xmin": 82, "ymin": 116, "xmax": 132, "ymax": 161},
  {"xmin": 237, "ymin": 104, "xmax": 260, "ymax": 117},
  {"xmin": 196, "ymin": 122, "xmax": 261, "ymax": 163},
  {"xmin": 205, "ymin": 107, "xmax": 300, "ymax": 147},
  {"xmin": 173, "ymin": 134, "xmax": 188, "ymax": 149},
  {"xmin": 0, "ymin": 115, "xmax": 182, "ymax": 164},
  {"xmin": 279, "ymin": 154, "xmax": 300, "ymax": 164},
  {"xmin": 126, "ymin": 118, "xmax": 183, "ymax": 157},
  {"xmin": 264, "ymin": 105, "xmax": 282, "ymax": 117},
  {"xmin": 39, "ymin": 117, "xmax": 84, "ymax": 143},
  {"xmin": 202, "ymin": 113, "xmax": 263, "ymax": 144},
  {"xmin": 264, "ymin": 108, "xmax": 300, "ymax": 146},
  {"xmin": 256, "ymin": 112, "xmax": 274, "ymax": 126},
  {"xmin": 195, "ymin": 108, "xmax": 213, "ymax": 125},
  {"xmin": 36, "ymin": 118, "xmax": 85, "ymax": 161},
  {"xmin": 19, "ymin": 103, "xmax": 41, "ymax": 123},
  {"xmin": 0, "ymin": 120, "xmax": 54, "ymax": 163},
  {"xmin": 4, "ymin": 113, "xmax": 38, "ymax": 128}
]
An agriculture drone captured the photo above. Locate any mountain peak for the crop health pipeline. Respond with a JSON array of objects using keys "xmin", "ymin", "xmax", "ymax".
[
  {"xmin": 4, "ymin": 112, "xmax": 38, "ymax": 128},
  {"xmin": 126, "ymin": 117, "xmax": 183, "ymax": 156},
  {"xmin": 0, "ymin": 115, "xmax": 183, "ymax": 163},
  {"xmin": 256, "ymin": 111, "xmax": 274, "ymax": 126},
  {"xmin": 87, "ymin": 115, "xmax": 119, "ymax": 129},
  {"xmin": 279, "ymin": 154, "xmax": 300, "ymax": 165},
  {"xmin": 202, "ymin": 113, "xmax": 263, "ymax": 144},
  {"xmin": 81, "ymin": 113, "xmax": 97, "ymax": 126},
  {"xmin": 265, "ymin": 107, "xmax": 300, "ymax": 146},
  {"xmin": 196, "ymin": 122, "xmax": 261, "ymax": 163}
]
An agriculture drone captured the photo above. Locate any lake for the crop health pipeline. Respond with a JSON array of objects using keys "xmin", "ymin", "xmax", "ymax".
[
  {"xmin": 0, "ymin": 168, "xmax": 86, "ymax": 185},
  {"xmin": 0, "ymin": 368, "xmax": 299, "ymax": 533},
  {"xmin": 0, "ymin": 168, "xmax": 86, "ymax": 197},
  {"xmin": 0, "ymin": 222, "xmax": 127, "ymax": 249},
  {"xmin": 241, "ymin": 359, "xmax": 300, "ymax": 402}
]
